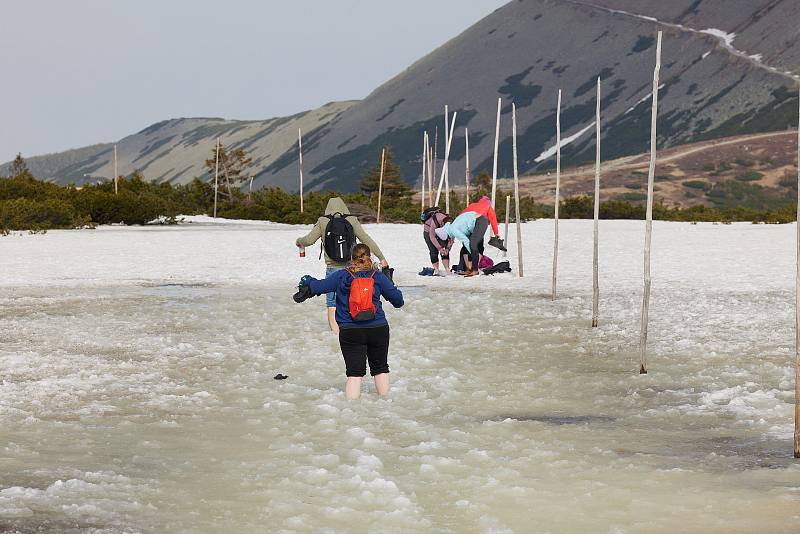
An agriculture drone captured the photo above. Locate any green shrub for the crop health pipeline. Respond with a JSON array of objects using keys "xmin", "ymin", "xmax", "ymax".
[
  {"xmin": 0, "ymin": 198, "xmax": 79, "ymax": 230},
  {"xmin": 683, "ymin": 180, "xmax": 710, "ymax": 190},
  {"xmin": 654, "ymin": 174, "xmax": 673, "ymax": 182},
  {"xmin": 618, "ymin": 192, "xmax": 647, "ymax": 202},
  {"xmin": 735, "ymin": 171, "xmax": 764, "ymax": 182},
  {"xmin": 624, "ymin": 183, "xmax": 642, "ymax": 189}
]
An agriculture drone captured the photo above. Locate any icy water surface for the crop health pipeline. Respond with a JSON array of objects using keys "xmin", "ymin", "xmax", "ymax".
[{"xmin": 2, "ymin": 277, "xmax": 799, "ymax": 532}]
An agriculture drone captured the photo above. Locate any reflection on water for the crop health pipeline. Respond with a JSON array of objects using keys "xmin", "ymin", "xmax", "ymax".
[{"xmin": 1, "ymin": 283, "xmax": 799, "ymax": 532}]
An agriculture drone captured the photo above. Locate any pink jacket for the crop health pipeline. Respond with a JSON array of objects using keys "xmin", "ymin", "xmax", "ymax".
[{"xmin": 462, "ymin": 197, "xmax": 499, "ymax": 235}]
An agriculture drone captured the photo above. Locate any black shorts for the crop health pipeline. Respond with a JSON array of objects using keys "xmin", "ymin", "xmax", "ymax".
[
  {"xmin": 423, "ymin": 232, "xmax": 450, "ymax": 263},
  {"xmin": 338, "ymin": 325, "xmax": 390, "ymax": 377}
]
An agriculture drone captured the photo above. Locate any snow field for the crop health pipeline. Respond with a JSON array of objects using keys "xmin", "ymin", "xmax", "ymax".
[{"xmin": 1, "ymin": 219, "xmax": 800, "ymax": 531}]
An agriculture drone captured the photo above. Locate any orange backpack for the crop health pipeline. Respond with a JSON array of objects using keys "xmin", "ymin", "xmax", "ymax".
[{"xmin": 349, "ymin": 271, "xmax": 377, "ymax": 321}]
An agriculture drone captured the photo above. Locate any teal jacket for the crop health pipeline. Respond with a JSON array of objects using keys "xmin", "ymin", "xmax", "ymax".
[{"xmin": 442, "ymin": 211, "xmax": 478, "ymax": 253}]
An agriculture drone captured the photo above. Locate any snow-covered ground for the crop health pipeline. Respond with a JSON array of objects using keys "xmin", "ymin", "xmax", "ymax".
[{"xmin": 2, "ymin": 218, "xmax": 800, "ymax": 532}]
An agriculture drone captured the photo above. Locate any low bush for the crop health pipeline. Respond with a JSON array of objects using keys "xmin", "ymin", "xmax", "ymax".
[
  {"xmin": 683, "ymin": 180, "xmax": 710, "ymax": 190},
  {"xmin": 735, "ymin": 171, "xmax": 764, "ymax": 182}
]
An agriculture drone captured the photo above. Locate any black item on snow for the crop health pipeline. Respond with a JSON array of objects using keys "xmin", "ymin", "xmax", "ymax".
[
  {"xmin": 274, "ymin": 374, "xmax": 288, "ymax": 380},
  {"xmin": 323, "ymin": 212, "xmax": 356, "ymax": 263},
  {"xmin": 382, "ymin": 266, "xmax": 395, "ymax": 284},
  {"xmin": 482, "ymin": 261, "xmax": 512, "ymax": 275},
  {"xmin": 293, "ymin": 284, "xmax": 313, "ymax": 303},
  {"xmin": 488, "ymin": 235, "xmax": 507, "ymax": 251}
]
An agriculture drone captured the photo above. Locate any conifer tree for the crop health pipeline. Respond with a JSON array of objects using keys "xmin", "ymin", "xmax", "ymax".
[
  {"xmin": 10, "ymin": 153, "xmax": 30, "ymax": 178},
  {"xmin": 359, "ymin": 146, "xmax": 411, "ymax": 198}
]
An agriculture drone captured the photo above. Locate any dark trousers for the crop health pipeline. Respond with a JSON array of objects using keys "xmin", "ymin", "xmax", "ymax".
[
  {"xmin": 424, "ymin": 232, "xmax": 450, "ymax": 264},
  {"xmin": 338, "ymin": 325, "xmax": 390, "ymax": 377},
  {"xmin": 462, "ymin": 216, "xmax": 488, "ymax": 269}
]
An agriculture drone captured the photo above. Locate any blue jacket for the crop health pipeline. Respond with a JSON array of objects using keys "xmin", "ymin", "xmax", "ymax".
[
  {"xmin": 443, "ymin": 211, "xmax": 478, "ymax": 253},
  {"xmin": 308, "ymin": 269, "xmax": 404, "ymax": 328}
]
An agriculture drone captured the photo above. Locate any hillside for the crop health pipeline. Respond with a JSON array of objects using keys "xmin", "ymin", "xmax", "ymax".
[
  {"xmin": 3, "ymin": 0, "xmax": 799, "ymax": 197},
  {"xmin": 487, "ymin": 130, "xmax": 800, "ymax": 210}
]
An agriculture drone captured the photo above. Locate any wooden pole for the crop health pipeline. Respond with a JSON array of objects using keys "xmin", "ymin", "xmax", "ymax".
[
  {"xmin": 444, "ymin": 106, "xmax": 451, "ymax": 213},
  {"xmin": 491, "ymin": 97, "xmax": 501, "ymax": 207},
  {"xmin": 113, "ymin": 144, "xmax": 118, "ymax": 195},
  {"xmin": 421, "ymin": 132, "xmax": 428, "ymax": 212},
  {"xmin": 512, "ymin": 103, "xmax": 524, "ymax": 278},
  {"xmin": 213, "ymin": 138, "xmax": 220, "ymax": 218},
  {"xmin": 298, "ymin": 128, "xmax": 305, "ymax": 213},
  {"xmin": 377, "ymin": 148, "xmax": 385, "ymax": 224},
  {"xmin": 638, "ymin": 31, "xmax": 662, "ymax": 375},
  {"xmin": 465, "ymin": 127, "xmax": 471, "ymax": 205},
  {"xmin": 794, "ymin": 84, "xmax": 800, "ymax": 458},
  {"xmin": 432, "ymin": 126, "xmax": 439, "ymax": 204},
  {"xmin": 504, "ymin": 194, "xmax": 510, "ymax": 259},
  {"xmin": 434, "ymin": 111, "xmax": 457, "ymax": 207},
  {"xmin": 592, "ymin": 77, "xmax": 602, "ymax": 328},
  {"xmin": 552, "ymin": 89, "xmax": 562, "ymax": 300},
  {"xmin": 427, "ymin": 136, "xmax": 434, "ymax": 206}
]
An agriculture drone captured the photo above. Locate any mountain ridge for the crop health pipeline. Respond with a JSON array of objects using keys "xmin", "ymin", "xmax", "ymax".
[{"xmin": 3, "ymin": 0, "xmax": 799, "ymax": 195}]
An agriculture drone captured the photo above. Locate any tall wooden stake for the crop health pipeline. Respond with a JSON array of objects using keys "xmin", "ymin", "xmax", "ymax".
[
  {"xmin": 465, "ymin": 127, "xmax": 471, "ymax": 204},
  {"xmin": 552, "ymin": 90, "xmax": 562, "ymax": 300},
  {"xmin": 421, "ymin": 132, "xmax": 428, "ymax": 211},
  {"xmin": 377, "ymin": 148, "xmax": 386, "ymax": 224},
  {"xmin": 444, "ymin": 106, "xmax": 451, "ymax": 213},
  {"xmin": 113, "ymin": 144, "xmax": 118, "ymax": 195},
  {"xmin": 213, "ymin": 138, "xmax": 220, "ymax": 218},
  {"xmin": 638, "ymin": 31, "xmax": 662, "ymax": 375},
  {"xmin": 504, "ymin": 194, "xmax": 510, "ymax": 259},
  {"xmin": 592, "ymin": 77, "xmax": 602, "ymax": 328},
  {"xmin": 434, "ymin": 111, "xmax": 457, "ymax": 207},
  {"xmin": 298, "ymin": 128, "xmax": 305, "ymax": 213},
  {"xmin": 794, "ymin": 84, "xmax": 800, "ymax": 458},
  {"xmin": 432, "ymin": 126, "xmax": 439, "ymax": 204},
  {"xmin": 512, "ymin": 103, "xmax": 524, "ymax": 278},
  {"xmin": 491, "ymin": 97, "xmax": 501, "ymax": 207},
  {"xmin": 428, "ymin": 135, "xmax": 434, "ymax": 206}
]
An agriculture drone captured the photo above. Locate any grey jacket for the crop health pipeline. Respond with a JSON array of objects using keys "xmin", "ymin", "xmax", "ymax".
[{"xmin": 295, "ymin": 197, "xmax": 386, "ymax": 267}]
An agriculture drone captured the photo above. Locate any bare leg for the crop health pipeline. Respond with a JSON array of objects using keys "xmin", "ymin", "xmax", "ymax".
[
  {"xmin": 431, "ymin": 261, "xmax": 440, "ymax": 271},
  {"xmin": 327, "ymin": 307, "xmax": 339, "ymax": 334},
  {"xmin": 373, "ymin": 373, "xmax": 390, "ymax": 396},
  {"xmin": 345, "ymin": 377, "xmax": 362, "ymax": 400},
  {"xmin": 442, "ymin": 258, "xmax": 451, "ymax": 272}
]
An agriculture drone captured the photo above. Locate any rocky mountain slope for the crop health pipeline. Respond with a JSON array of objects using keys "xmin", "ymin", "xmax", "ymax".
[{"xmin": 4, "ymin": 0, "xmax": 799, "ymax": 194}]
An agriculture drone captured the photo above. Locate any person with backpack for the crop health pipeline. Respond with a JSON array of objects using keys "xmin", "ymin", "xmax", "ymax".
[
  {"xmin": 421, "ymin": 207, "xmax": 453, "ymax": 275},
  {"xmin": 293, "ymin": 243, "xmax": 404, "ymax": 400},
  {"xmin": 296, "ymin": 197, "xmax": 389, "ymax": 334}
]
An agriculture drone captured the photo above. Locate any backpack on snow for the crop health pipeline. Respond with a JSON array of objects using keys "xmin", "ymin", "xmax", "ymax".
[
  {"xmin": 482, "ymin": 261, "xmax": 511, "ymax": 275},
  {"xmin": 349, "ymin": 271, "xmax": 377, "ymax": 321},
  {"xmin": 323, "ymin": 212, "xmax": 356, "ymax": 263}
]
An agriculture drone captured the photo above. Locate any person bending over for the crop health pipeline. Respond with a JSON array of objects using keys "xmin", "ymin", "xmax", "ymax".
[
  {"xmin": 295, "ymin": 197, "xmax": 389, "ymax": 334},
  {"xmin": 436, "ymin": 210, "xmax": 487, "ymax": 277},
  {"xmin": 421, "ymin": 207, "xmax": 453, "ymax": 275},
  {"xmin": 293, "ymin": 243, "xmax": 403, "ymax": 400}
]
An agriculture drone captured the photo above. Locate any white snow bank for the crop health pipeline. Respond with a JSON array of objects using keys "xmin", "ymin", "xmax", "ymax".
[
  {"xmin": 700, "ymin": 28, "xmax": 737, "ymax": 47},
  {"xmin": 534, "ymin": 122, "xmax": 596, "ymax": 163}
]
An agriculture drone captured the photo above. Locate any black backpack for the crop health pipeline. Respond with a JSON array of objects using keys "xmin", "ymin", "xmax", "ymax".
[
  {"xmin": 482, "ymin": 261, "xmax": 512, "ymax": 275},
  {"xmin": 323, "ymin": 212, "xmax": 356, "ymax": 262},
  {"xmin": 421, "ymin": 206, "xmax": 442, "ymax": 223}
]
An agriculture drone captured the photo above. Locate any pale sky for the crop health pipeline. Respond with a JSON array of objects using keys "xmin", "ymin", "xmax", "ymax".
[{"xmin": 1, "ymin": 0, "xmax": 509, "ymax": 162}]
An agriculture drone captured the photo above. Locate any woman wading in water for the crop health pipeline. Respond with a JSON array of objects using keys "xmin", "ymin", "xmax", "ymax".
[{"xmin": 294, "ymin": 243, "xmax": 403, "ymax": 399}]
